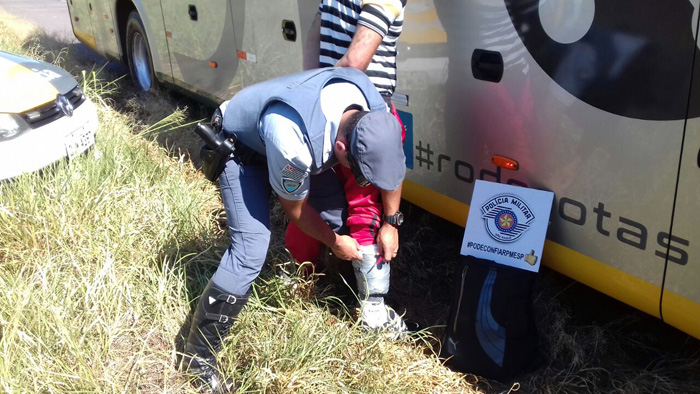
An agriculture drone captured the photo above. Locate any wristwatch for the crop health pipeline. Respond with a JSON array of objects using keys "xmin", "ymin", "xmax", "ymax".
[{"xmin": 383, "ymin": 211, "xmax": 404, "ymax": 227}]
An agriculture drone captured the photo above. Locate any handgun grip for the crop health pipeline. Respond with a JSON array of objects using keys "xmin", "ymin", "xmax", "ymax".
[{"xmin": 194, "ymin": 122, "xmax": 235, "ymax": 154}]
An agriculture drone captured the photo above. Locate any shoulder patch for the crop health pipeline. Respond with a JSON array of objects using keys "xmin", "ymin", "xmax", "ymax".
[{"xmin": 280, "ymin": 163, "xmax": 307, "ymax": 194}]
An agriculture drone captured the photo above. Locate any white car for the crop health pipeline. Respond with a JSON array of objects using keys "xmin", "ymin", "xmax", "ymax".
[{"xmin": 0, "ymin": 51, "xmax": 98, "ymax": 181}]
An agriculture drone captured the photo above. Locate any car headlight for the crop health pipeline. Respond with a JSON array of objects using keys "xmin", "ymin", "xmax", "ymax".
[{"xmin": 0, "ymin": 113, "xmax": 29, "ymax": 141}]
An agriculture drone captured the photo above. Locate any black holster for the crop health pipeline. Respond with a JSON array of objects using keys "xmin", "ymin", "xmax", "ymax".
[{"xmin": 194, "ymin": 122, "xmax": 236, "ymax": 182}]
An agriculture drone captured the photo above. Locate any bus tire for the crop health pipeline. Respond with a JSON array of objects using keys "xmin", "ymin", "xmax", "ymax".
[{"xmin": 126, "ymin": 11, "xmax": 157, "ymax": 92}]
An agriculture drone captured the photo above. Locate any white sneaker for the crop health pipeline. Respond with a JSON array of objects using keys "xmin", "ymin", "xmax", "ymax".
[{"xmin": 359, "ymin": 298, "xmax": 408, "ymax": 338}]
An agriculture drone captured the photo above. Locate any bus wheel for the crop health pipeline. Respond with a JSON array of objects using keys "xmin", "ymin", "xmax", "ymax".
[{"xmin": 126, "ymin": 11, "xmax": 156, "ymax": 92}]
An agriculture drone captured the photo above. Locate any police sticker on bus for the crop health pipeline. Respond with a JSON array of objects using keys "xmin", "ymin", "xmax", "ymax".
[{"xmin": 461, "ymin": 180, "xmax": 554, "ymax": 272}]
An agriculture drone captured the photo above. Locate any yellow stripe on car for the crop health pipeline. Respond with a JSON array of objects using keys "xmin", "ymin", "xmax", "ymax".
[{"xmin": 0, "ymin": 60, "xmax": 60, "ymax": 113}]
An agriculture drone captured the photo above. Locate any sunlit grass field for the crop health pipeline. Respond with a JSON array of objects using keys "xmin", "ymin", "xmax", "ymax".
[{"xmin": 1, "ymin": 10, "xmax": 699, "ymax": 394}]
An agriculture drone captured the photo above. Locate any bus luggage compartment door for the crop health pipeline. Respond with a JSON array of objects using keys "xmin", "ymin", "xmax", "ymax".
[{"xmin": 661, "ymin": 0, "xmax": 700, "ymax": 339}]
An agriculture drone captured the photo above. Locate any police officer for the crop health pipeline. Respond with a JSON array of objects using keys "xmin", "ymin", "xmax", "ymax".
[{"xmin": 183, "ymin": 67, "xmax": 405, "ymax": 392}]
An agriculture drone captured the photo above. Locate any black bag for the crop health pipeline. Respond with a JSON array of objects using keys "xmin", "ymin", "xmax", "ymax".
[{"xmin": 442, "ymin": 255, "xmax": 538, "ymax": 381}]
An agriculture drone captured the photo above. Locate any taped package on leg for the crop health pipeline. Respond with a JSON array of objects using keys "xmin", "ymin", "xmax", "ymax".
[{"xmin": 352, "ymin": 244, "xmax": 390, "ymax": 299}]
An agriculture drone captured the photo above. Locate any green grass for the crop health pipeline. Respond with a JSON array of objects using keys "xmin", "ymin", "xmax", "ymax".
[{"xmin": 0, "ymin": 97, "xmax": 212, "ymax": 392}]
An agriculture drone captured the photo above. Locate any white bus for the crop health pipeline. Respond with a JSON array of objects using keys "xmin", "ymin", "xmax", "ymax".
[{"xmin": 68, "ymin": 0, "xmax": 700, "ymax": 339}]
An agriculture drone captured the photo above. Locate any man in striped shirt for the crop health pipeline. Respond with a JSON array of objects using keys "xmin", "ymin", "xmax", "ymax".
[
  {"xmin": 304, "ymin": 0, "xmax": 405, "ymax": 96},
  {"xmin": 286, "ymin": 0, "xmax": 408, "ymax": 335}
]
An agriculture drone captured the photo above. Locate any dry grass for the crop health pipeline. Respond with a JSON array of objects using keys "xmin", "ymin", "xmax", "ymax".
[{"xmin": 1, "ymin": 10, "xmax": 699, "ymax": 394}]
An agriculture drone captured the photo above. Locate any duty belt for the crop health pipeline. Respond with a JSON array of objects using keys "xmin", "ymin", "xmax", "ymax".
[{"xmin": 233, "ymin": 140, "xmax": 266, "ymax": 166}]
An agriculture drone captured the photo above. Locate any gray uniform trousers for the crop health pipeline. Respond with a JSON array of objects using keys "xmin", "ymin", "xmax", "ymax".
[{"xmin": 211, "ymin": 157, "xmax": 347, "ymax": 295}]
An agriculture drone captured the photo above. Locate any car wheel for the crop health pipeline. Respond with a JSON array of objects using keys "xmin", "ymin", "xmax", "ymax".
[{"xmin": 126, "ymin": 11, "xmax": 156, "ymax": 92}]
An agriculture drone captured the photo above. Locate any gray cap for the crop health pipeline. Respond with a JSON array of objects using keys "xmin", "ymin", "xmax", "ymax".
[{"xmin": 349, "ymin": 111, "xmax": 406, "ymax": 190}]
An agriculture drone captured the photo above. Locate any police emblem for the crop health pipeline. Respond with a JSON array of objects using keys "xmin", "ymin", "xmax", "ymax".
[
  {"xmin": 280, "ymin": 163, "xmax": 306, "ymax": 194},
  {"xmin": 282, "ymin": 178, "xmax": 301, "ymax": 193},
  {"xmin": 481, "ymin": 194, "xmax": 535, "ymax": 243}
]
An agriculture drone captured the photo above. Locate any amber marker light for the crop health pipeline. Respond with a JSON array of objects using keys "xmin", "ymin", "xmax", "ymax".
[
  {"xmin": 209, "ymin": 61, "xmax": 218, "ymax": 69},
  {"xmin": 492, "ymin": 155, "xmax": 519, "ymax": 170}
]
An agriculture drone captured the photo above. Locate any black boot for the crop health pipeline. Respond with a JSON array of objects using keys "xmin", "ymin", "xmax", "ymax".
[{"xmin": 183, "ymin": 281, "xmax": 249, "ymax": 393}]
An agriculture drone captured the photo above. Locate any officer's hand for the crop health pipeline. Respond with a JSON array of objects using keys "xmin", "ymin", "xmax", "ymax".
[
  {"xmin": 331, "ymin": 234, "xmax": 362, "ymax": 261},
  {"xmin": 377, "ymin": 223, "xmax": 399, "ymax": 262}
]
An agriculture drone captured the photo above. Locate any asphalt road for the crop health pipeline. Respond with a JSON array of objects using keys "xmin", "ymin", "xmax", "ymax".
[
  {"xmin": 0, "ymin": 0, "xmax": 77, "ymax": 42},
  {"xmin": 0, "ymin": 0, "xmax": 127, "ymax": 73}
]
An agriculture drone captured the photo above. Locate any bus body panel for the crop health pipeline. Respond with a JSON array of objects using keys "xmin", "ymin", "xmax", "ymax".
[
  {"xmin": 229, "ymin": 0, "xmax": 317, "ymax": 91},
  {"xmin": 398, "ymin": 0, "xmax": 687, "ymax": 288},
  {"xmin": 67, "ymin": 0, "xmax": 96, "ymax": 51},
  {"xmin": 160, "ymin": 0, "xmax": 241, "ymax": 102},
  {"xmin": 88, "ymin": 0, "xmax": 120, "ymax": 60},
  {"xmin": 663, "ymin": 16, "xmax": 700, "ymax": 337}
]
